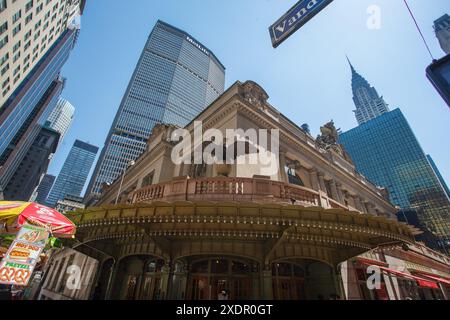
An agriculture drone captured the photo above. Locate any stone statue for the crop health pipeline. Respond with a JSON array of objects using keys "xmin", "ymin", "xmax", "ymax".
[
  {"xmin": 242, "ymin": 81, "xmax": 269, "ymax": 108},
  {"xmin": 316, "ymin": 120, "xmax": 340, "ymax": 148},
  {"xmin": 316, "ymin": 120, "xmax": 354, "ymax": 163}
]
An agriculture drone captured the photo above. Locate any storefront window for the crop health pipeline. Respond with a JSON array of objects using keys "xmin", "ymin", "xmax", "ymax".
[
  {"xmin": 277, "ymin": 263, "xmax": 293, "ymax": 277},
  {"xmin": 187, "ymin": 258, "xmax": 257, "ymax": 300},
  {"xmin": 191, "ymin": 260, "xmax": 209, "ymax": 273},
  {"xmin": 211, "ymin": 259, "xmax": 229, "ymax": 274},
  {"xmin": 232, "ymin": 261, "xmax": 250, "ymax": 274},
  {"xmin": 145, "ymin": 259, "xmax": 164, "ymax": 273}
]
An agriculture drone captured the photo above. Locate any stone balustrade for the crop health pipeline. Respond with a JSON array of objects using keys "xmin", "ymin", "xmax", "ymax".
[{"xmin": 130, "ymin": 177, "xmax": 343, "ymax": 209}]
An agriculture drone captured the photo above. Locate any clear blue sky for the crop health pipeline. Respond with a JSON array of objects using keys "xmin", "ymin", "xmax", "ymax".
[{"xmin": 48, "ymin": 0, "xmax": 450, "ymax": 193}]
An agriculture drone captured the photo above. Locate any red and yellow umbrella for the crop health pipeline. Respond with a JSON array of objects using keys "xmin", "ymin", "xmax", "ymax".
[{"xmin": 0, "ymin": 201, "xmax": 76, "ymax": 238}]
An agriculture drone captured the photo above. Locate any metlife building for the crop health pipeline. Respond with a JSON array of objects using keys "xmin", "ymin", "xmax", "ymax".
[{"xmin": 86, "ymin": 20, "xmax": 226, "ymax": 197}]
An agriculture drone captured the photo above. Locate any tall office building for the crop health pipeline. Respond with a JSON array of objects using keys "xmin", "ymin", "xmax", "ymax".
[
  {"xmin": 434, "ymin": 14, "xmax": 450, "ymax": 55},
  {"xmin": 0, "ymin": 0, "xmax": 84, "ymax": 106},
  {"xmin": 86, "ymin": 20, "xmax": 226, "ymax": 197},
  {"xmin": 45, "ymin": 97, "xmax": 75, "ymax": 145},
  {"xmin": 347, "ymin": 57, "xmax": 389, "ymax": 126},
  {"xmin": 46, "ymin": 139, "xmax": 98, "ymax": 207},
  {"xmin": 31, "ymin": 173, "xmax": 56, "ymax": 205},
  {"xmin": 427, "ymin": 155, "xmax": 450, "ymax": 200},
  {"xmin": 0, "ymin": 0, "xmax": 85, "ymax": 192},
  {"xmin": 4, "ymin": 126, "xmax": 60, "ymax": 201},
  {"xmin": 340, "ymin": 109, "xmax": 450, "ymax": 248},
  {"xmin": 0, "ymin": 75, "xmax": 65, "ymax": 192}
]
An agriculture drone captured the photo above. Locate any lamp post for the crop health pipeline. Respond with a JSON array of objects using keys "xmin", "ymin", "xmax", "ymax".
[{"xmin": 115, "ymin": 160, "xmax": 135, "ymax": 205}]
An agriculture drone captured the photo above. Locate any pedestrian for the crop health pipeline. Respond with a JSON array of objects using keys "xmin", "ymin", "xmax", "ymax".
[{"xmin": 218, "ymin": 290, "xmax": 229, "ymax": 300}]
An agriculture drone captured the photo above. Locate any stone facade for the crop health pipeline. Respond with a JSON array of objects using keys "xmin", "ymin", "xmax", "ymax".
[{"xmin": 64, "ymin": 81, "xmax": 450, "ymax": 300}]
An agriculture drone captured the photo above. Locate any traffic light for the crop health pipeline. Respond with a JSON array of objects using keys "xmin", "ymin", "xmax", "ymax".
[{"xmin": 426, "ymin": 53, "xmax": 450, "ymax": 107}]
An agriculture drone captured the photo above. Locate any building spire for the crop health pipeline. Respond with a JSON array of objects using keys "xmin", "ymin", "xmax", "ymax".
[
  {"xmin": 346, "ymin": 56, "xmax": 390, "ymax": 126},
  {"xmin": 346, "ymin": 55, "xmax": 356, "ymax": 73}
]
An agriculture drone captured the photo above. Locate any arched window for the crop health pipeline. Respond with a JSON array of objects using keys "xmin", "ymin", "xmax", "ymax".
[{"xmin": 285, "ymin": 166, "xmax": 304, "ymax": 186}]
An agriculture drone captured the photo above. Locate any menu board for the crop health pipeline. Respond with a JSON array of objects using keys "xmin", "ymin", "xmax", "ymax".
[{"xmin": 0, "ymin": 224, "xmax": 49, "ymax": 286}]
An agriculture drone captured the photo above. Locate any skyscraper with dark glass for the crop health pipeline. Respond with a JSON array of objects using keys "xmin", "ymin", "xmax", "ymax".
[
  {"xmin": 427, "ymin": 154, "xmax": 450, "ymax": 200},
  {"xmin": 32, "ymin": 174, "xmax": 56, "ymax": 205},
  {"xmin": 86, "ymin": 20, "xmax": 226, "ymax": 197},
  {"xmin": 340, "ymin": 109, "xmax": 450, "ymax": 248},
  {"xmin": 47, "ymin": 140, "xmax": 98, "ymax": 207},
  {"xmin": 347, "ymin": 58, "xmax": 389, "ymax": 125}
]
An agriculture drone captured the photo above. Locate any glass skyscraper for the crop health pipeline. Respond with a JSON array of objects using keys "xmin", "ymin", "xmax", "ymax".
[
  {"xmin": 46, "ymin": 97, "xmax": 75, "ymax": 146},
  {"xmin": 340, "ymin": 109, "xmax": 450, "ymax": 247},
  {"xmin": 347, "ymin": 57, "xmax": 390, "ymax": 125},
  {"xmin": 47, "ymin": 139, "xmax": 98, "ymax": 207},
  {"xmin": 0, "ymin": 27, "xmax": 80, "ymax": 192},
  {"xmin": 86, "ymin": 20, "xmax": 225, "ymax": 197},
  {"xmin": 32, "ymin": 174, "xmax": 56, "ymax": 205}
]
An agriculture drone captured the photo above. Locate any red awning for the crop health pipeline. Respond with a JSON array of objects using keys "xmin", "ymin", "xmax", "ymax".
[
  {"xmin": 411, "ymin": 272, "xmax": 450, "ymax": 286},
  {"xmin": 358, "ymin": 260, "xmax": 439, "ymax": 289},
  {"xmin": 417, "ymin": 279, "xmax": 439, "ymax": 289}
]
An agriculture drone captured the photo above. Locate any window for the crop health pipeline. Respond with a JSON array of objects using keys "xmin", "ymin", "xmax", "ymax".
[
  {"xmin": 2, "ymin": 77, "xmax": 10, "ymax": 89},
  {"xmin": 36, "ymin": 3, "xmax": 43, "ymax": 14},
  {"xmin": 0, "ymin": 53, "xmax": 8, "ymax": 66},
  {"xmin": 12, "ymin": 23, "xmax": 21, "ymax": 36},
  {"xmin": 25, "ymin": 0, "xmax": 34, "ymax": 13},
  {"xmin": 2, "ymin": 86, "xmax": 10, "ymax": 97},
  {"xmin": 142, "ymin": 171, "xmax": 154, "ymax": 187},
  {"xmin": 12, "ymin": 10, "xmax": 22, "ymax": 24},
  {"xmin": 285, "ymin": 166, "xmax": 304, "ymax": 187},
  {"xmin": 13, "ymin": 66, "xmax": 20, "ymax": 76},
  {"xmin": 24, "ymin": 30, "xmax": 31, "ymax": 41},
  {"xmin": 0, "ymin": 0, "xmax": 7, "ymax": 13},
  {"xmin": 25, "ymin": 13, "xmax": 33, "ymax": 25},
  {"xmin": 13, "ymin": 41, "xmax": 21, "ymax": 52},
  {"xmin": 0, "ymin": 22, "xmax": 7, "ymax": 36},
  {"xmin": 34, "ymin": 20, "xmax": 41, "ymax": 30},
  {"xmin": 0, "ymin": 35, "xmax": 8, "ymax": 49},
  {"xmin": 12, "ymin": 51, "xmax": 20, "ymax": 63}
]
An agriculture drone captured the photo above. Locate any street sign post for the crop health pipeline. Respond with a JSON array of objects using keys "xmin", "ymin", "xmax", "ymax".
[{"xmin": 269, "ymin": 0, "xmax": 334, "ymax": 48}]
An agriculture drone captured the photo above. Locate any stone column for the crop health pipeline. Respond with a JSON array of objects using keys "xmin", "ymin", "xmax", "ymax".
[
  {"xmin": 333, "ymin": 264, "xmax": 346, "ymax": 300},
  {"xmin": 318, "ymin": 172, "xmax": 327, "ymax": 192},
  {"xmin": 309, "ymin": 169, "xmax": 320, "ymax": 192},
  {"xmin": 159, "ymin": 263, "xmax": 172, "ymax": 300},
  {"xmin": 354, "ymin": 196, "xmax": 365, "ymax": 213},
  {"xmin": 336, "ymin": 182, "xmax": 345, "ymax": 204},
  {"xmin": 279, "ymin": 152, "xmax": 288, "ymax": 183},
  {"xmin": 340, "ymin": 261, "xmax": 362, "ymax": 300},
  {"xmin": 366, "ymin": 202, "xmax": 377, "ymax": 215},
  {"xmin": 329, "ymin": 180, "xmax": 340, "ymax": 202},
  {"xmin": 261, "ymin": 267, "xmax": 274, "ymax": 300},
  {"xmin": 105, "ymin": 261, "xmax": 119, "ymax": 300},
  {"xmin": 166, "ymin": 262, "xmax": 176, "ymax": 300}
]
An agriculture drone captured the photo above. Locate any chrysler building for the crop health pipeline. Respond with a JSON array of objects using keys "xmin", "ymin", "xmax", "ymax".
[{"xmin": 347, "ymin": 57, "xmax": 390, "ymax": 125}]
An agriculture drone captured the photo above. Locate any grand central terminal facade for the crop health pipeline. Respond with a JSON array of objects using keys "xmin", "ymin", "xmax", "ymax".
[{"xmin": 43, "ymin": 81, "xmax": 450, "ymax": 300}]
